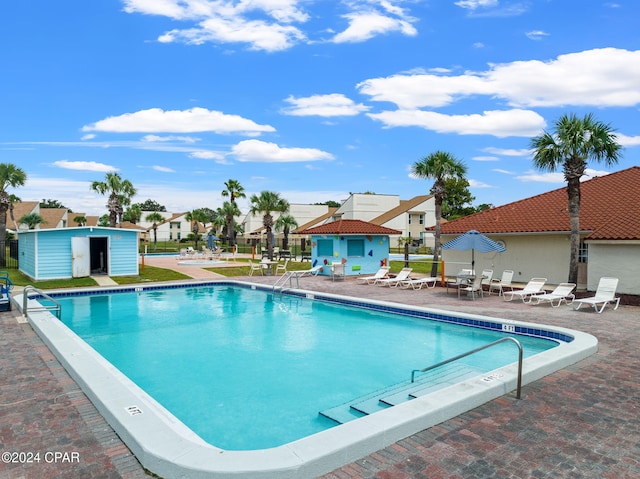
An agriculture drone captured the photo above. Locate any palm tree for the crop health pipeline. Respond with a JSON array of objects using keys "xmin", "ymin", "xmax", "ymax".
[
  {"xmin": 145, "ymin": 211, "xmax": 165, "ymax": 249},
  {"xmin": 221, "ymin": 179, "xmax": 245, "ymax": 248},
  {"xmin": 249, "ymin": 191, "xmax": 290, "ymax": 260},
  {"xmin": 185, "ymin": 209, "xmax": 209, "ymax": 250},
  {"xmin": 0, "ymin": 163, "xmax": 27, "ymax": 264},
  {"xmin": 124, "ymin": 204, "xmax": 142, "ymax": 224},
  {"xmin": 73, "ymin": 215, "xmax": 87, "ymax": 227},
  {"xmin": 18, "ymin": 213, "xmax": 45, "ymax": 230},
  {"xmin": 217, "ymin": 201, "xmax": 241, "ymax": 249},
  {"xmin": 90, "ymin": 172, "xmax": 136, "ymax": 227},
  {"xmin": 275, "ymin": 214, "xmax": 298, "ymax": 251},
  {"xmin": 530, "ymin": 113, "xmax": 622, "ymax": 284},
  {"xmin": 411, "ymin": 151, "xmax": 467, "ymax": 277}
]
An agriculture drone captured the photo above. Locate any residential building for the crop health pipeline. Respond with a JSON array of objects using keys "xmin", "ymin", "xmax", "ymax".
[{"xmin": 432, "ymin": 167, "xmax": 640, "ymax": 295}]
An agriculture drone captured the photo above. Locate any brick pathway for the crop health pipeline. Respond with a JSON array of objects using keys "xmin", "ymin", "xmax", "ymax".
[{"xmin": 2, "ymin": 272, "xmax": 639, "ymax": 479}]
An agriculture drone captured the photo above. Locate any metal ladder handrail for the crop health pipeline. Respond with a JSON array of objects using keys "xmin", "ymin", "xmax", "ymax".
[
  {"xmin": 22, "ymin": 285, "xmax": 62, "ymax": 319},
  {"xmin": 272, "ymin": 271, "xmax": 299, "ymax": 293},
  {"xmin": 411, "ymin": 336, "xmax": 523, "ymax": 399}
]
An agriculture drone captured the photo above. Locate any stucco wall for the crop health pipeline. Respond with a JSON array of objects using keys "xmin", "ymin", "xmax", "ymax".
[
  {"xmin": 587, "ymin": 243, "xmax": 640, "ymax": 295},
  {"xmin": 311, "ymin": 234, "xmax": 390, "ymax": 276},
  {"xmin": 440, "ymin": 234, "xmax": 571, "ymax": 286}
]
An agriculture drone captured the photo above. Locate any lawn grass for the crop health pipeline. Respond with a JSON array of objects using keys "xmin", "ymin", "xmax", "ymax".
[
  {"xmin": 6, "ymin": 269, "xmax": 99, "ymax": 289},
  {"xmin": 112, "ymin": 265, "xmax": 191, "ymax": 284}
]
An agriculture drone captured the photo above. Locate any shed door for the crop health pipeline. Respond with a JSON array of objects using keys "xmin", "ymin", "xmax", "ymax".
[{"xmin": 71, "ymin": 237, "xmax": 91, "ymax": 278}]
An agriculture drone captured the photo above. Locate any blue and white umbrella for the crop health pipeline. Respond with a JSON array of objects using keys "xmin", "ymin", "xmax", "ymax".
[
  {"xmin": 441, "ymin": 230, "xmax": 505, "ymax": 270},
  {"xmin": 207, "ymin": 234, "xmax": 219, "ymax": 248}
]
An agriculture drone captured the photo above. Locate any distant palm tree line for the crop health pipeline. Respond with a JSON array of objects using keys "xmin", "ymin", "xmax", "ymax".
[{"xmin": 0, "ymin": 112, "xmax": 623, "ymax": 281}]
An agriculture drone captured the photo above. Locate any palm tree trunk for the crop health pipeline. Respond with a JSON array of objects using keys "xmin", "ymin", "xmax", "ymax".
[
  {"xmin": 567, "ymin": 177, "xmax": 581, "ymax": 284},
  {"xmin": 431, "ymin": 198, "xmax": 442, "ymax": 277}
]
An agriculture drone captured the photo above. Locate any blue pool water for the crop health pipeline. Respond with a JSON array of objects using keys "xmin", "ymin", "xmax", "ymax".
[{"xmin": 55, "ymin": 285, "xmax": 556, "ymax": 450}]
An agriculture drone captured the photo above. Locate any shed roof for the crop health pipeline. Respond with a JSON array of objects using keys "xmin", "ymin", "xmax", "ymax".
[
  {"xmin": 299, "ymin": 219, "xmax": 401, "ymax": 235},
  {"xmin": 370, "ymin": 195, "xmax": 432, "ymax": 226},
  {"xmin": 431, "ymin": 166, "xmax": 640, "ymax": 240}
]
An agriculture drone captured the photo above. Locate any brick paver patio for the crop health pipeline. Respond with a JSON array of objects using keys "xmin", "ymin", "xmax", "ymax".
[{"xmin": 1, "ymin": 268, "xmax": 638, "ymax": 479}]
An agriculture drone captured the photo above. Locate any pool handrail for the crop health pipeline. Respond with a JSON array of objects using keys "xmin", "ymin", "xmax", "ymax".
[
  {"xmin": 22, "ymin": 285, "xmax": 62, "ymax": 319},
  {"xmin": 411, "ymin": 336, "xmax": 523, "ymax": 399}
]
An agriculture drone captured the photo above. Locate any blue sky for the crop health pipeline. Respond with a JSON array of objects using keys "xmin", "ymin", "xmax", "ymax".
[{"xmin": 1, "ymin": 0, "xmax": 639, "ymax": 216}]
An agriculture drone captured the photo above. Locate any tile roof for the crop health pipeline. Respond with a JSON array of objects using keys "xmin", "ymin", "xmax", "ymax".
[
  {"xmin": 432, "ymin": 166, "xmax": 640, "ymax": 240},
  {"xmin": 298, "ymin": 219, "xmax": 402, "ymax": 236}
]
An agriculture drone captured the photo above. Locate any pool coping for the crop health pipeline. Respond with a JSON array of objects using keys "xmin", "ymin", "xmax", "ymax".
[{"xmin": 16, "ymin": 280, "xmax": 598, "ymax": 479}]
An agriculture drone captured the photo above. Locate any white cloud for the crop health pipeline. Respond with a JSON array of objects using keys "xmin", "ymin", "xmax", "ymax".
[
  {"xmin": 516, "ymin": 168, "xmax": 612, "ymax": 184},
  {"xmin": 52, "ymin": 160, "xmax": 117, "ymax": 172},
  {"xmin": 358, "ymin": 48, "xmax": 640, "ymax": 109},
  {"xmin": 614, "ymin": 133, "xmax": 640, "ymax": 147},
  {"xmin": 282, "ymin": 94, "xmax": 369, "ymax": 116},
  {"xmin": 142, "ymin": 134, "xmax": 200, "ymax": 143},
  {"xmin": 468, "ymin": 179, "xmax": 492, "ymax": 188},
  {"xmin": 188, "ymin": 150, "xmax": 226, "ymax": 160},
  {"xmin": 123, "ymin": 0, "xmax": 419, "ymax": 51},
  {"xmin": 231, "ymin": 139, "xmax": 334, "ymax": 162},
  {"xmin": 152, "ymin": 165, "xmax": 175, "ymax": 173},
  {"xmin": 332, "ymin": 11, "xmax": 416, "ymax": 44},
  {"xmin": 472, "ymin": 156, "xmax": 499, "ymax": 161},
  {"xmin": 492, "ymin": 168, "xmax": 516, "ymax": 175},
  {"xmin": 482, "ymin": 147, "xmax": 532, "ymax": 156},
  {"xmin": 81, "ymin": 134, "xmax": 96, "ymax": 140},
  {"xmin": 455, "ymin": 0, "xmax": 498, "ymax": 10},
  {"xmin": 82, "ymin": 107, "xmax": 275, "ymax": 136},
  {"xmin": 526, "ymin": 30, "xmax": 549, "ymax": 40},
  {"xmin": 367, "ymin": 109, "xmax": 545, "ymax": 137}
]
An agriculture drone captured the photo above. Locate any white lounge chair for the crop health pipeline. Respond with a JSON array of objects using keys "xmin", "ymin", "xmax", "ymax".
[
  {"xmin": 376, "ymin": 268, "xmax": 413, "ymax": 287},
  {"xmin": 531, "ymin": 283, "xmax": 576, "ymax": 308},
  {"xmin": 489, "ymin": 270, "xmax": 514, "ymax": 296},
  {"xmin": 503, "ymin": 278, "xmax": 547, "ymax": 303},
  {"xmin": 399, "ymin": 276, "xmax": 438, "ymax": 290},
  {"xmin": 458, "ymin": 274, "xmax": 484, "ymax": 300},
  {"xmin": 294, "ymin": 265, "xmax": 322, "ymax": 277},
  {"xmin": 573, "ymin": 277, "xmax": 620, "ymax": 313},
  {"xmin": 357, "ymin": 266, "xmax": 390, "ymax": 285}
]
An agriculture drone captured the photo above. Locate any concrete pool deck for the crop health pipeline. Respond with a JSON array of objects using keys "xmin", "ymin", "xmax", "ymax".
[{"xmin": 2, "ymin": 271, "xmax": 639, "ymax": 478}]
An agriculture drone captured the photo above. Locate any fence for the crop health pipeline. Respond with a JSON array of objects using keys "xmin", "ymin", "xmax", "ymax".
[{"xmin": 0, "ymin": 240, "xmax": 19, "ymax": 269}]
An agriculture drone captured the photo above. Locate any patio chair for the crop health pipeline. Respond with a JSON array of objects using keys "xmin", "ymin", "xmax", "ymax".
[
  {"xmin": 445, "ymin": 269, "xmax": 473, "ymax": 293},
  {"xmin": 531, "ymin": 283, "xmax": 576, "ymax": 308},
  {"xmin": 357, "ymin": 266, "xmax": 390, "ymax": 285},
  {"xmin": 330, "ymin": 261, "xmax": 345, "ymax": 281},
  {"xmin": 376, "ymin": 268, "xmax": 413, "ymax": 287},
  {"xmin": 248, "ymin": 260, "xmax": 266, "ymax": 277},
  {"xmin": 275, "ymin": 259, "xmax": 289, "ymax": 275},
  {"xmin": 503, "ymin": 278, "xmax": 547, "ymax": 303},
  {"xmin": 399, "ymin": 276, "xmax": 438, "ymax": 290},
  {"xmin": 489, "ymin": 270, "xmax": 514, "ymax": 296},
  {"xmin": 573, "ymin": 277, "xmax": 620, "ymax": 313},
  {"xmin": 458, "ymin": 274, "xmax": 484, "ymax": 300},
  {"xmin": 481, "ymin": 269, "xmax": 493, "ymax": 291}
]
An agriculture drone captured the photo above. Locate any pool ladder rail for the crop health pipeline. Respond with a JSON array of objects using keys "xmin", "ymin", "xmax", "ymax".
[
  {"xmin": 21, "ymin": 285, "xmax": 62, "ymax": 319},
  {"xmin": 320, "ymin": 337, "xmax": 523, "ymax": 425},
  {"xmin": 272, "ymin": 271, "xmax": 300, "ymax": 294}
]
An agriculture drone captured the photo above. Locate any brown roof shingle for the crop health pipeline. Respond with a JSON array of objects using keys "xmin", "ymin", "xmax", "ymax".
[
  {"xmin": 432, "ymin": 166, "xmax": 640, "ymax": 240},
  {"xmin": 299, "ymin": 219, "xmax": 401, "ymax": 235}
]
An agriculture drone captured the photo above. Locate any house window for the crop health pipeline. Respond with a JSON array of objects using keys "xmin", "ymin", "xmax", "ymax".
[
  {"xmin": 579, "ymin": 242, "xmax": 588, "ymax": 263},
  {"xmin": 419, "ymin": 214, "xmax": 424, "ymax": 225},
  {"xmin": 347, "ymin": 239, "xmax": 364, "ymax": 257},
  {"xmin": 408, "ymin": 215, "xmax": 412, "ymax": 225},
  {"xmin": 169, "ymin": 232, "xmax": 173, "ymax": 240},
  {"xmin": 317, "ymin": 239, "xmax": 333, "ymax": 257}
]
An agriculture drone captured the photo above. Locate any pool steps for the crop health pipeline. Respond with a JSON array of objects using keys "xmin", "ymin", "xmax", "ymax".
[{"xmin": 320, "ymin": 363, "xmax": 483, "ymax": 424}]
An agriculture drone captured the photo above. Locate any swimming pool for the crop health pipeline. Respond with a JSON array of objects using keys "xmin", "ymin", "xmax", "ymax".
[
  {"xmin": 20, "ymin": 281, "xmax": 597, "ymax": 479},
  {"xmin": 52, "ymin": 285, "xmax": 554, "ymax": 450}
]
